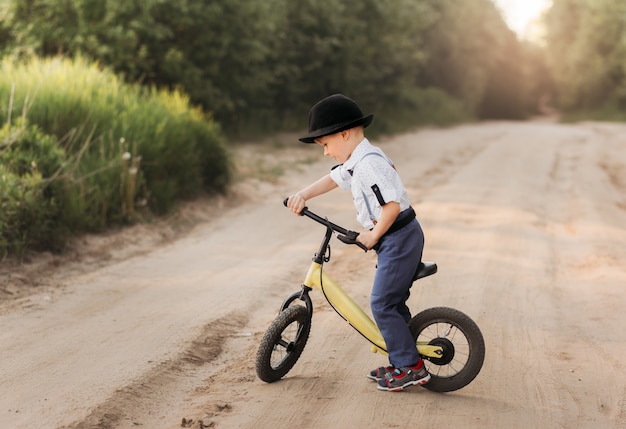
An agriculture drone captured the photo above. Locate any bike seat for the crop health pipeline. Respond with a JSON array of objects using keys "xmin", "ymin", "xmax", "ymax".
[{"xmin": 413, "ymin": 261, "xmax": 437, "ymax": 281}]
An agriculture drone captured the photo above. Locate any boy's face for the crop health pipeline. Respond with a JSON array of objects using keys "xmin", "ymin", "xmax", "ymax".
[{"xmin": 315, "ymin": 131, "xmax": 351, "ymax": 163}]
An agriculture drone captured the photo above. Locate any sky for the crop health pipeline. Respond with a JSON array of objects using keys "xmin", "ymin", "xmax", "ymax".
[{"xmin": 492, "ymin": 0, "xmax": 552, "ymax": 39}]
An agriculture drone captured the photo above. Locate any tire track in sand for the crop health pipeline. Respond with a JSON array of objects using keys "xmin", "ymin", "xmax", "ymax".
[{"xmin": 63, "ymin": 311, "xmax": 248, "ymax": 429}]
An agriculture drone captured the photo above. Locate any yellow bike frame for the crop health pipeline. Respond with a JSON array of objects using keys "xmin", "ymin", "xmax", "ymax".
[{"xmin": 303, "ymin": 261, "xmax": 443, "ymax": 359}]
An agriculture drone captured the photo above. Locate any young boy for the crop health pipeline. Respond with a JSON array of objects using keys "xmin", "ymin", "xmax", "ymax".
[{"xmin": 287, "ymin": 94, "xmax": 430, "ymax": 392}]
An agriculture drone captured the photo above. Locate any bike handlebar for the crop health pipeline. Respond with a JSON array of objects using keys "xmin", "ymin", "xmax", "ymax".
[{"xmin": 283, "ymin": 198, "xmax": 368, "ymax": 251}]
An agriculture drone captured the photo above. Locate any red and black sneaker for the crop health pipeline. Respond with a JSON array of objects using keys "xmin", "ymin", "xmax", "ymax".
[
  {"xmin": 377, "ymin": 360, "xmax": 430, "ymax": 392},
  {"xmin": 367, "ymin": 365, "xmax": 394, "ymax": 381}
]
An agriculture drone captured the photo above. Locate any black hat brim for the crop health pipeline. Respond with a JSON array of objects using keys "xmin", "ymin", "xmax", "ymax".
[{"xmin": 299, "ymin": 114, "xmax": 374, "ymax": 143}]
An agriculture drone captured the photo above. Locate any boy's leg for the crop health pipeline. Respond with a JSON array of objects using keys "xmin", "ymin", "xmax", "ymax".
[
  {"xmin": 371, "ymin": 220, "xmax": 423, "ymax": 368},
  {"xmin": 396, "ymin": 291, "xmax": 412, "ymax": 323}
]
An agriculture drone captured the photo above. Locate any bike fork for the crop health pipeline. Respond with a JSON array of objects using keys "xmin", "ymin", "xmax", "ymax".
[{"xmin": 280, "ymin": 285, "xmax": 313, "ymax": 318}]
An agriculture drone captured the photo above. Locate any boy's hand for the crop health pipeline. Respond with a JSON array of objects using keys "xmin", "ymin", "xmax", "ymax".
[
  {"xmin": 357, "ymin": 230, "xmax": 379, "ymax": 250},
  {"xmin": 287, "ymin": 193, "xmax": 306, "ymax": 215},
  {"xmin": 358, "ymin": 201, "xmax": 400, "ymax": 249}
]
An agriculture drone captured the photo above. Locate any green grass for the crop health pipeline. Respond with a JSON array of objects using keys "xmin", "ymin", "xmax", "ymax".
[{"xmin": 0, "ymin": 56, "xmax": 232, "ymax": 256}]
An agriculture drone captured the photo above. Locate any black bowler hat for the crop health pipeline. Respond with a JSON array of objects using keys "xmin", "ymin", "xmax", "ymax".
[{"xmin": 299, "ymin": 94, "xmax": 374, "ymax": 143}]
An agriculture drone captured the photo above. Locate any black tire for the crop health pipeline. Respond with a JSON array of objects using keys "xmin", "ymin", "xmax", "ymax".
[
  {"xmin": 256, "ymin": 305, "xmax": 311, "ymax": 383},
  {"xmin": 409, "ymin": 307, "xmax": 485, "ymax": 393}
]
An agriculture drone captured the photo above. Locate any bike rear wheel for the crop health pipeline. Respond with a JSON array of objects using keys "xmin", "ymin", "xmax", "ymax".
[
  {"xmin": 409, "ymin": 306, "xmax": 485, "ymax": 393},
  {"xmin": 256, "ymin": 305, "xmax": 311, "ymax": 383}
]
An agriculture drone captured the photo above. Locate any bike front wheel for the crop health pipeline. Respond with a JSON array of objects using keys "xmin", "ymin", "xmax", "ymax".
[
  {"xmin": 256, "ymin": 305, "xmax": 311, "ymax": 383},
  {"xmin": 409, "ymin": 306, "xmax": 485, "ymax": 393}
]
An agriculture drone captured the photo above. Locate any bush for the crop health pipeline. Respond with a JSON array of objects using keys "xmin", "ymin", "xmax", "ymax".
[
  {"xmin": 0, "ymin": 122, "xmax": 66, "ymax": 256},
  {"xmin": 0, "ymin": 56, "xmax": 232, "ymax": 255},
  {"xmin": 0, "ymin": 119, "xmax": 65, "ymax": 178},
  {"xmin": 0, "ymin": 56, "xmax": 231, "ymax": 220}
]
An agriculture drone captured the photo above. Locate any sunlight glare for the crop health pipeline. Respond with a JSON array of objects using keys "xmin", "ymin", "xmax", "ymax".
[{"xmin": 493, "ymin": 0, "xmax": 552, "ymax": 40}]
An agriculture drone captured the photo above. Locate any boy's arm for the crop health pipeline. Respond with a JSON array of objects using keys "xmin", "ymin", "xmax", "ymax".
[
  {"xmin": 287, "ymin": 174, "xmax": 338, "ymax": 214},
  {"xmin": 357, "ymin": 201, "xmax": 400, "ymax": 250}
]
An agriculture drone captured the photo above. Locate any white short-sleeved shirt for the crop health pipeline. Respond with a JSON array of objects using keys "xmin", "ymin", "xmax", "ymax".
[{"xmin": 329, "ymin": 138, "xmax": 411, "ymax": 229}]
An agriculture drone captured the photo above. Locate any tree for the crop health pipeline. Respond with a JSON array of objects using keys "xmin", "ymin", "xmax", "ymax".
[
  {"xmin": 3, "ymin": 0, "xmax": 534, "ymax": 131},
  {"xmin": 545, "ymin": 0, "xmax": 626, "ymax": 110}
]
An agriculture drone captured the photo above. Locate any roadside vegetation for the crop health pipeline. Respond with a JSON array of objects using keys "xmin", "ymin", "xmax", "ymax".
[
  {"xmin": 1, "ymin": 0, "xmax": 624, "ymax": 258},
  {"xmin": 0, "ymin": 57, "xmax": 229, "ymax": 256},
  {"xmin": 544, "ymin": 0, "xmax": 626, "ymax": 121}
]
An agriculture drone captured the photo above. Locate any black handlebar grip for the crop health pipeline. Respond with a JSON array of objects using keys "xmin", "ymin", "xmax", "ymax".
[
  {"xmin": 282, "ymin": 197, "xmax": 365, "ymax": 251},
  {"xmin": 337, "ymin": 231, "xmax": 368, "ymax": 252}
]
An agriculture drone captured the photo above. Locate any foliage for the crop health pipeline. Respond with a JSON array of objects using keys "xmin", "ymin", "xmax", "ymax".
[
  {"xmin": 544, "ymin": 0, "xmax": 626, "ymax": 113},
  {"xmin": 0, "ymin": 56, "xmax": 231, "ymax": 219},
  {"xmin": 1, "ymin": 0, "xmax": 280, "ymax": 132},
  {"xmin": 0, "ymin": 0, "xmax": 534, "ymax": 138},
  {"xmin": 0, "ymin": 0, "xmax": 561, "ymax": 256},
  {"xmin": 0, "ymin": 121, "xmax": 66, "ymax": 257},
  {"xmin": 417, "ymin": 0, "xmax": 531, "ymax": 119}
]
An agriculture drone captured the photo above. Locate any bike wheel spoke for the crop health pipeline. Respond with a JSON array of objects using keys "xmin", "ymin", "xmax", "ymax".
[
  {"xmin": 269, "ymin": 321, "xmax": 301, "ymax": 368},
  {"xmin": 418, "ymin": 321, "xmax": 473, "ymax": 377},
  {"xmin": 277, "ymin": 338, "xmax": 291, "ymax": 348}
]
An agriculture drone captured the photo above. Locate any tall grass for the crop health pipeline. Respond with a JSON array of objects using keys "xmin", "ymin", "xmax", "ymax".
[{"xmin": 0, "ymin": 56, "xmax": 231, "ymax": 256}]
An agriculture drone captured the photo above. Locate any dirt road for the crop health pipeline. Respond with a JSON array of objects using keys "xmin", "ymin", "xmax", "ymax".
[{"xmin": 1, "ymin": 120, "xmax": 625, "ymax": 429}]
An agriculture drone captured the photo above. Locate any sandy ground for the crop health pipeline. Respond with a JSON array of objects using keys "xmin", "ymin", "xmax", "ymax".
[{"xmin": 1, "ymin": 119, "xmax": 626, "ymax": 429}]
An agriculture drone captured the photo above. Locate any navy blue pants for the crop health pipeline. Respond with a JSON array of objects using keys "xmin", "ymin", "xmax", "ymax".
[{"xmin": 371, "ymin": 212, "xmax": 424, "ymax": 368}]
